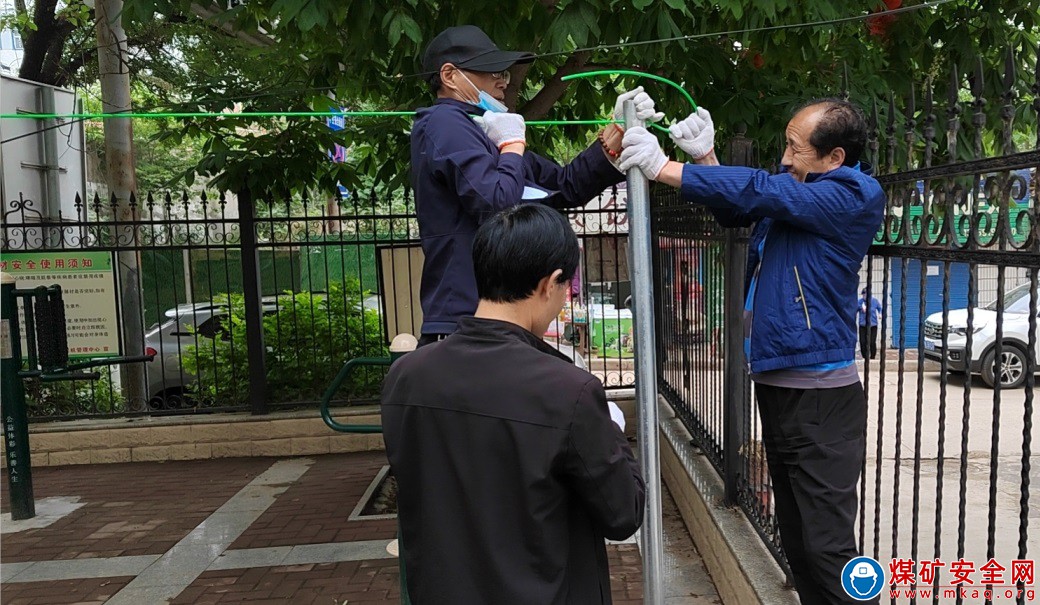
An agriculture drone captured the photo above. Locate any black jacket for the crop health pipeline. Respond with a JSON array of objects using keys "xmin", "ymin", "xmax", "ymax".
[
  {"xmin": 381, "ymin": 317, "xmax": 645, "ymax": 604},
  {"xmin": 410, "ymin": 98, "xmax": 623, "ymax": 335}
]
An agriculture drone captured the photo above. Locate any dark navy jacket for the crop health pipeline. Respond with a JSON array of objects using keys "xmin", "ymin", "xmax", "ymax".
[
  {"xmin": 681, "ymin": 163, "xmax": 886, "ymax": 373},
  {"xmin": 411, "ymin": 98, "xmax": 623, "ymax": 335}
]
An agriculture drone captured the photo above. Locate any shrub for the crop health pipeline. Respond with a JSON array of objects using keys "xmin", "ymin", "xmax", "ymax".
[
  {"xmin": 26, "ymin": 369, "xmax": 128, "ymax": 418},
  {"xmin": 182, "ymin": 279, "xmax": 387, "ymax": 406}
]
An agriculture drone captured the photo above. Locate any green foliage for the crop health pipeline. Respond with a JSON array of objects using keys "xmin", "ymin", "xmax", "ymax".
[
  {"xmin": 0, "ymin": 9, "xmax": 37, "ymax": 32},
  {"xmin": 181, "ymin": 280, "xmax": 387, "ymax": 406},
  {"xmin": 83, "ymin": 85, "xmax": 209, "ymax": 193},
  {"xmin": 56, "ymin": 0, "xmax": 93, "ymax": 28},
  {"xmin": 117, "ymin": 0, "xmax": 1037, "ymax": 193},
  {"xmin": 25, "ymin": 370, "xmax": 128, "ymax": 418}
]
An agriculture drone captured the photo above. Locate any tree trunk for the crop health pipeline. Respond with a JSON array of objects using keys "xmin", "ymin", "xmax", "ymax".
[
  {"xmin": 17, "ymin": 0, "xmax": 69, "ymax": 86},
  {"xmin": 96, "ymin": 0, "xmax": 147, "ymax": 407}
]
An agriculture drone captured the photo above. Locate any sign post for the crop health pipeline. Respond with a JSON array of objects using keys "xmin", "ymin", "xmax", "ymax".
[{"xmin": 1, "ymin": 272, "xmax": 36, "ymax": 520}]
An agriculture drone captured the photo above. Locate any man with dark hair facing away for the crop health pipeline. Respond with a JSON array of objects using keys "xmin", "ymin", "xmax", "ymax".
[
  {"xmin": 382, "ymin": 203, "xmax": 645, "ymax": 604},
  {"xmin": 620, "ymin": 99, "xmax": 886, "ymax": 604}
]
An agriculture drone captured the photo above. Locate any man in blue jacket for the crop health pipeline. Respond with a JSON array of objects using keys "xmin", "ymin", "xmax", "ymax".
[
  {"xmin": 620, "ymin": 99, "xmax": 886, "ymax": 604},
  {"xmin": 858, "ymin": 288, "xmax": 884, "ymax": 359},
  {"xmin": 412, "ymin": 25, "xmax": 662, "ymax": 345}
]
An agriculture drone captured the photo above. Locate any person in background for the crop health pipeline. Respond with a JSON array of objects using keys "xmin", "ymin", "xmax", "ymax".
[{"xmin": 857, "ymin": 287, "xmax": 883, "ymax": 359}]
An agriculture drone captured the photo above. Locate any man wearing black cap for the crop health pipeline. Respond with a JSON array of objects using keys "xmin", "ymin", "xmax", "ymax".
[{"xmin": 412, "ymin": 25, "xmax": 662, "ymax": 346}]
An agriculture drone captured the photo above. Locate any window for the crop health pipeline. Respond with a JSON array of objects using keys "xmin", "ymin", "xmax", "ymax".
[
  {"xmin": 11, "ymin": 30, "xmax": 22, "ymax": 51},
  {"xmin": 194, "ymin": 316, "xmax": 230, "ymax": 340},
  {"xmin": 986, "ymin": 283, "xmax": 1037, "ymax": 314}
]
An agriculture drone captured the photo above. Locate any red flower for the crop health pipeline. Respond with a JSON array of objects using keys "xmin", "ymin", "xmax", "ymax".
[{"xmin": 866, "ymin": 0, "xmax": 901, "ymax": 37}]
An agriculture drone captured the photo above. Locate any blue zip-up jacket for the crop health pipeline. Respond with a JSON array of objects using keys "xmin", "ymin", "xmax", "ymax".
[
  {"xmin": 680, "ymin": 163, "xmax": 886, "ymax": 373},
  {"xmin": 411, "ymin": 98, "xmax": 623, "ymax": 335}
]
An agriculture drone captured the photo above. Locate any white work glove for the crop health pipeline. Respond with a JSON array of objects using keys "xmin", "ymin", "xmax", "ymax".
[
  {"xmin": 613, "ymin": 86, "xmax": 665, "ymax": 125},
  {"xmin": 479, "ymin": 111, "xmax": 526, "ymax": 149},
  {"xmin": 607, "ymin": 401, "xmax": 626, "ymax": 432},
  {"xmin": 668, "ymin": 107, "xmax": 715, "ymax": 160},
  {"xmin": 618, "ymin": 126, "xmax": 668, "ymax": 179}
]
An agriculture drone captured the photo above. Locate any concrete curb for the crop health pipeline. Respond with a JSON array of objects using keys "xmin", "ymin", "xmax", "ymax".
[
  {"xmin": 658, "ymin": 397, "xmax": 799, "ymax": 605},
  {"xmin": 2, "ymin": 406, "xmax": 385, "ymax": 468}
]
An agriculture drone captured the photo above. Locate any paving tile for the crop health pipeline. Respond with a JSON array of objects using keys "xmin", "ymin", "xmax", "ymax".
[
  {"xmin": 0, "ymin": 575, "xmax": 134, "ymax": 604},
  {"xmin": 0, "ymin": 452, "xmax": 727, "ymax": 604},
  {"xmin": 230, "ymin": 452, "xmax": 398, "ymax": 550},
  {"xmin": 1, "ymin": 458, "xmax": 271, "ymax": 563},
  {"xmin": 1, "ymin": 554, "xmax": 160, "ymax": 583}
]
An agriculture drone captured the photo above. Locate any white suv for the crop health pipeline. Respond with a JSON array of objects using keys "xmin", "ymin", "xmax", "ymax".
[{"xmin": 922, "ymin": 283, "xmax": 1037, "ymax": 388}]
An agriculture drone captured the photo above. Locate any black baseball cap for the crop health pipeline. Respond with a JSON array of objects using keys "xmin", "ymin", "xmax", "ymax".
[{"xmin": 422, "ymin": 25, "xmax": 534, "ymax": 81}]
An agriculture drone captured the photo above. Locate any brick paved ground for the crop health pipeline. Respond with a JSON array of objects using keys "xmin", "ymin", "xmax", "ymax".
[
  {"xmin": 1, "ymin": 458, "xmax": 270, "ymax": 562},
  {"xmin": 162, "ymin": 545, "xmax": 644, "ymax": 605},
  {"xmin": 2, "ymin": 576, "xmax": 136, "ymax": 604},
  {"xmin": 231, "ymin": 452, "xmax": 397, "ymax": 550},
  {"xmin": 1, "ymin": 453, "xmax": 685, "ymax": 604}
]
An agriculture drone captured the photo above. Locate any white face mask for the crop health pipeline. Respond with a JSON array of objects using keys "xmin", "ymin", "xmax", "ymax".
[{"xmin": 458, "ymin": 70, "xmax": 509, "ymax": 113}]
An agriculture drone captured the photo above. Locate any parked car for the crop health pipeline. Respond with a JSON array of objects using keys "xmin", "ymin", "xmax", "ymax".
[
  {"xmin": 144, "ymin": 300, "xmax": 270, "ymax": 407},
  {"xmin": 922, "ymin": 282, "xmax": 1038, "ymax": 388}
]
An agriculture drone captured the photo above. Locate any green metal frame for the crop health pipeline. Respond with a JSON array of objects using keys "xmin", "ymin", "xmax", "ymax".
[{"xmin": 319, "ymin": 356, "xmax": 391, "ymax": 433}]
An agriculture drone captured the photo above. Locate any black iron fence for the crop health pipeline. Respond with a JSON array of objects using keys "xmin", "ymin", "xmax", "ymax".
[
  {"xmin": 1, "ymin": 187, "xmax": 636, "ymax": 421},
  {"xmin": 653, "ymin": 50, "xmax": 1038, "ymax": 601}
]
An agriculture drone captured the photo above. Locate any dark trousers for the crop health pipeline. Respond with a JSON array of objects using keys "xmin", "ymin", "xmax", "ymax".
[
  {"xmin": 756, "ymin": 382, "xmax": 874, "ymax": 605},
  {"xmin": 858, "ymin": 326, "xmax": 877, "ymax": 359}
]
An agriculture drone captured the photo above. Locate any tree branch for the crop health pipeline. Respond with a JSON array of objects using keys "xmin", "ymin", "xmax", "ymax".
[
  {"xmin": 518, "ymin": 51, "xmax": 591, "ymax": 120},
  {"xmin": 56, "ymin": 14, "xmax": 193, "ymax": 87},
  {"xmin": 18, "ymin": 0, "xmax": 59, "ymax": 82},
  {"xmin": 40, "ymin": 19, "xmax": 76, "ymax": 86}
]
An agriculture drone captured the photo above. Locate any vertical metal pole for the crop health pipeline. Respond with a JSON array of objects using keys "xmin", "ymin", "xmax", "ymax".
[
  {"xmin": 1, "ymin": 273, "xmax": 35, "ymax": 520},
  {"xmin": 39, "ymin": 87, "xmax": 61, "ymax": 221},
  {"xmin": 722, "ymin": 138, "xmax": 754, "ymax": 506},
  {"xmin": 722, "ymin": 229, "xmax": 748, "ymax": 504},
  {"xmin": 623, "ymin": 101, "xmax": 663, "ymax": 604},
  {"xmin": 237, "ymin": 188, "xmax": 268, "ymax": 414}
]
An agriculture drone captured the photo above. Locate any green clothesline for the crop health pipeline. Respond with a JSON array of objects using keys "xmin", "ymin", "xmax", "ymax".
[
  {"xmin": 0, "ymin": 70, "xmax": 694, "ymax": 133},
  {"xmin": 0, "ymin": 111, "xmax": 616, "ymax": 125}
]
